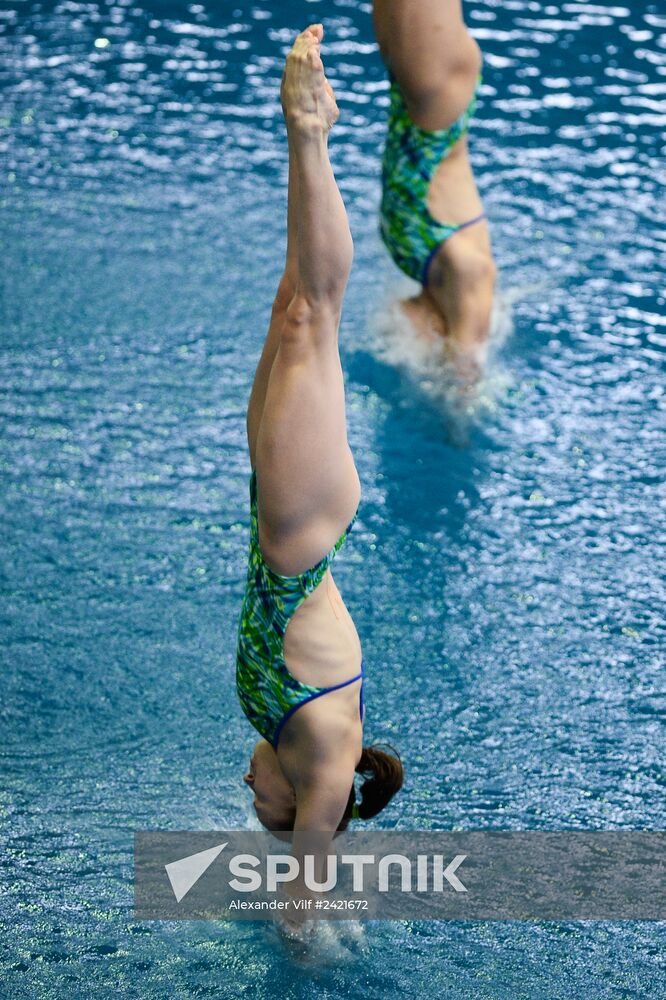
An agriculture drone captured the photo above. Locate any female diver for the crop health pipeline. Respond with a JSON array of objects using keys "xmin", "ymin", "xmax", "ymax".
[
  {"xmin": 374, "ymin": 0, "xmax": 497, "ymax": 377},
  {"xmin": 236, "ymin": 27, "xmax": 403, "ymax": 856}
]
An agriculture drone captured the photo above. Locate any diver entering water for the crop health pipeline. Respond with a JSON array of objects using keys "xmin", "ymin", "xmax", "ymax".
[
  {"xmin": 374, "ymin": 0, "xmax": 497, "ymax": 380},
  {"xmin": 235, "ymin": 25, "xmax": 403, "ymax": 921}
]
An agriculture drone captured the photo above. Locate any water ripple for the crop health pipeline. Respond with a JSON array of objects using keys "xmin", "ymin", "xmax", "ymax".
[{"xmin": 1, "ymin": 0, "xmax": 665, "ymax": 995}]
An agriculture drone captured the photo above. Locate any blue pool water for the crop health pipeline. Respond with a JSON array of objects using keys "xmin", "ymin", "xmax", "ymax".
[{"xmin": 1, "ymin": 0, "xmax": 665, "ymax": 995}]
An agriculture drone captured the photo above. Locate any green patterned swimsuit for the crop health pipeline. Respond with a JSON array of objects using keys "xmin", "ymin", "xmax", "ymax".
[
  {"xmin": 236, "ymin": 470, "xmax": 364, "ymax": 749},
  {"xmin": 380, "ymin": 71, "xmax": 485, "ymax": 285}
]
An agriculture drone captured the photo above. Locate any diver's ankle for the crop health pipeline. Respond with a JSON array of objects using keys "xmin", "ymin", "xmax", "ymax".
[{"xmin": 286, "ymin": 115, "xmax": 329, "ymax": 147}]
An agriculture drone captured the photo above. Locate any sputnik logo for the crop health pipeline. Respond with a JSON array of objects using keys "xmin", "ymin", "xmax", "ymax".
[
  {"xmin": 165, "ymin": 843, "xmax": 228, "ymax": 902},
  {"xmin": 164, "ymin": 843, "xmax": 469, "ymax": 900}
]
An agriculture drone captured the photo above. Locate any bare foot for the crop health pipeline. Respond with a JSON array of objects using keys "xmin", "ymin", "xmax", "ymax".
[{"xmin": 281, "ymin": 25, "xmax": 339, "ymax": 136}]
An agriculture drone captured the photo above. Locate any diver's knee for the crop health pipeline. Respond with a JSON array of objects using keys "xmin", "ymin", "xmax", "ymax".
[
  {"xmin": 439, "ymin": 32, "xmax": 482, "ymax": 90},
  {"xmin": 404, "ymin": 33, "xmax": 482, "ymax": 115},
  {"xmin": 272, "ymin": 271, "xmax": 298, "ymax": 317},
  {"xmin": 282, "ymin": 293, "xmax": 313, "ymax": 336},
  {"xmin": 290, "ymin": 291, "xmax": 317, "ymax": 318},
  {"xmin": 280, "ymin": 293, "xmax": 337, "ymax": 350}
]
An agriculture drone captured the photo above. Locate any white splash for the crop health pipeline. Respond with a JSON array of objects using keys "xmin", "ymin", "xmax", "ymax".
[
  {"xmin": 270, "ymin": 913, "xmax": 367, "ymax": 962},
  {"xmin": 368, "ymin": 275, "xmax": 519, "ymax": 437}
]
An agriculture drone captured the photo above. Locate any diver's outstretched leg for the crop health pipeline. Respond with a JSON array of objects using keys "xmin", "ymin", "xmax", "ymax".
[
  {"xmin": 246, "ymin": 134, "xmax": 299, "ymax": 464},
  {"xmin": 251, "ymin": 25, "xmax": 360, "ymax": 576}
]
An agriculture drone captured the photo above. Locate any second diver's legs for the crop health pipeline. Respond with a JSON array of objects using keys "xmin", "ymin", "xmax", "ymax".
[{"xmin": 374, "ymin": 0, "xmax": 496, "ymax": 375}]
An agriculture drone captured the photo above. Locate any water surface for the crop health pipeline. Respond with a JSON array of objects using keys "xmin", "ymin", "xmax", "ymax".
[{"xmin": 1, "ymin": 0, "xmax": 665, "ymax": 996}]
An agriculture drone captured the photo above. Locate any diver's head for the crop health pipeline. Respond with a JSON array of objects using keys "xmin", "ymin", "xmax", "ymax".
[
  {"xmin": 243, "ymin": 738, "xmax": 296, "ymax": 834},
  {"xmin": 243, "ymin": 740, "xmax": 404, "ymax": 836}
]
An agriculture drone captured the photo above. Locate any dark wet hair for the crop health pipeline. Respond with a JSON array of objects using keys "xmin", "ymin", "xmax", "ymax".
[{"xmin": 337, "ymin": 742, "xmax": 404, "ymax": 832}]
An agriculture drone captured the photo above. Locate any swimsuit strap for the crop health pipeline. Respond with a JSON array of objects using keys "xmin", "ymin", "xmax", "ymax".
[
  {"xmin": 271, "ymin": 659, "xmax": 365, "ymax": 749},
  {"xmin": 421, "ymin": 210, "xmax": 486, "ymax": 286}
]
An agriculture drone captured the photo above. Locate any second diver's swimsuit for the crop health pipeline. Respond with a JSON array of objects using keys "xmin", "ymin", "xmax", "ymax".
[
  {"xmin": 236, "ymin": 470, "xmax": 364, "ymax": 749},
  {"xmin": 380, "ymin": 71, "xmax": 485, "ymax": 286}
]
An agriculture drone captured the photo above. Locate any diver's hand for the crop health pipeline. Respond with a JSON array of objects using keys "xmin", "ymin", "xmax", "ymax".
[{"xmin": 277, "ymin": 880, "xmax": 323, "ymax": 933}]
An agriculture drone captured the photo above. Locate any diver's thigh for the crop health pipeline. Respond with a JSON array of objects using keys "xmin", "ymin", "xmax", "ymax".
[
  {"xmin": 374, "ymin": 0, "xmax": 480, "ymax": 130},
  {"xmin": 254, "ymin": 336, "xmax": 360, "ymax": 566}
]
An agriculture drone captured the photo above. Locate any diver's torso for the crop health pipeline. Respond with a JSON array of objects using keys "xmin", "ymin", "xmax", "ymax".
[{"xmin": 282, "ymin": 568, "xmax": 362, "ymax": 688}]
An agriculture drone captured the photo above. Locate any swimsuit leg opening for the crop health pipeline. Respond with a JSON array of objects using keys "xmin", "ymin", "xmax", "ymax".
[
  {"xmin": 422, "ymin": 212, "xmax": 488, "ymax": 287},
  {"xmin": 422, "ymin": 240, "xmax": 447, "ymax": 287}
]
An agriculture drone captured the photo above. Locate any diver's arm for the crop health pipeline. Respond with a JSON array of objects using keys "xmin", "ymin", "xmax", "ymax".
[
  {"xmin": 292, "ymin": 761, "xmax": 355, "ymax": 835},
  {"xmin": 278, "ymin": 717, "xmax": 357, "ymax": 889}
]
